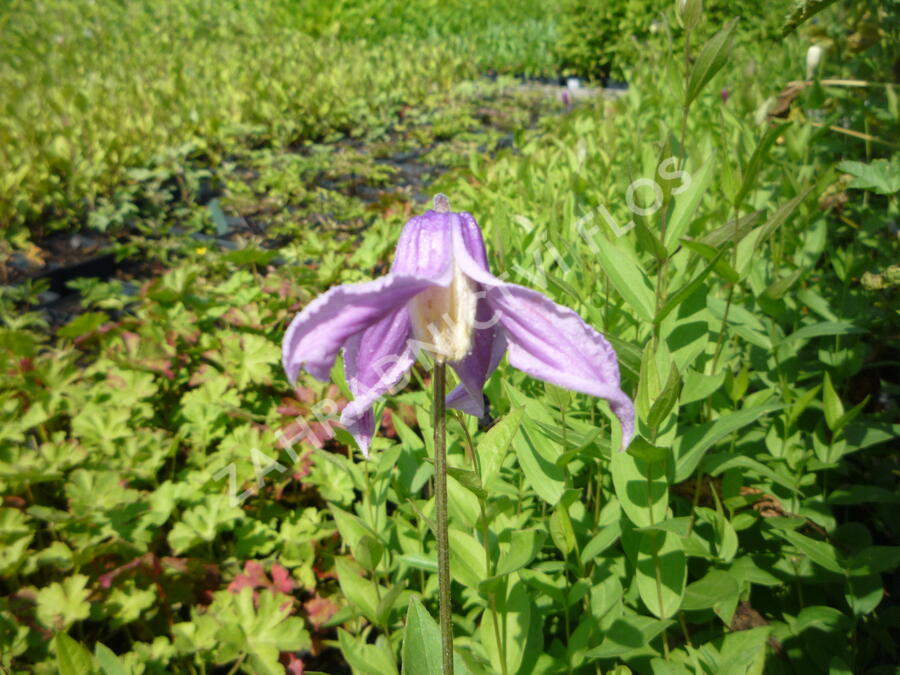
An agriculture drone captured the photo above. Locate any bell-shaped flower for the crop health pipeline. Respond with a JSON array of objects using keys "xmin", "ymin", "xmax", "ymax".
[{"xmin": 283, "ymin": 196, "xmax": 635, "ymax": 456}]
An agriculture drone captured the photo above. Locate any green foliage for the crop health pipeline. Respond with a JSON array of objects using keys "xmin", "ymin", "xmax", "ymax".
[
  {"xmin": 0, "ymin": 0, "xmax": 559, "ymax": 247},
  {"xmin": 554, "ymin": 0, "xmax": 663, "ymax": 80}
]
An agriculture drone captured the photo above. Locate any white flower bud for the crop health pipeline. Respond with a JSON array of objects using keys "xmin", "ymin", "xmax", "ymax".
[{"xmin": 806, "ymin": 45, "xmax": 823, "ymax": 80}]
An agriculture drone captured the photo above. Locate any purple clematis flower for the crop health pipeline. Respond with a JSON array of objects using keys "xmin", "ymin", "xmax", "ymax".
[{"xmin": 283, "ymin": 196, "xmax": 635, "ymax": 456}]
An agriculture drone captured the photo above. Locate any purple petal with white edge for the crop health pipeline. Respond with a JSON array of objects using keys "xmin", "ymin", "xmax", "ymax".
[
  {"xmin": 486, "ymin": 283, "xmax": 636, "ymax": 450},
  {"xmin": 340, "ymin": 306, "xmax": 416, "ymax": 456},
  {"xmin": 451, "ymin": 215, "xmax": 501, "ymax": 286},
  {"xmin": 447, "ymin": 295, "xmax": 506, "ymax": 417},
  {"xmin": 456, "ymin": 212, "xmax": 491, "ymax": 271},
  {"xmin": 282, "ymin": 274, "xmax": 436, "ymax": 384},
  {"xmin": 392, "ymin": 210, "xmax": 455, "ymax": 277}
]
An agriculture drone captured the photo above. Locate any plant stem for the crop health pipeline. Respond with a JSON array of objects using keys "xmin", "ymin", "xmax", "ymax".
[
  {"xmin": 433, "ymin": 362, "xmax": 454, "ymax": 675},
  {"xmin": 225, "ymin": 654, "xmax": 246, "ymax": 675}
]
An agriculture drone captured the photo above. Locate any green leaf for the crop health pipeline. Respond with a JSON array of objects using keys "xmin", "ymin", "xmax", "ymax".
[
  {"xmin": 703, "ymin": 626, "xmax": 771, "ymax": 675},
  {"xmin": 356, "ymin": 535, "xmax": 385, "ymax": 572},
  {"xmin": 231, "ymin": 334, "xmax": 280, "ymax": 388},
  {"xmin": 787, "ymin": 383, "xmax": 822, "ymax": 429},
  {"xmin": 448, "ymin": 528, "xmax": 486, "ymax": 590},
  {"xmin": 838, "ymin": 158, "xmax": 900, "ymax": 195},
  {"xmin": 167, "ymin": 495, "xmax": 243, "ymax": 554},
  {"xmin": 844, "ymin": 574, "xmax": 883, "ymax": 616},
  {"xmin": 646, "ymin": 364, "xmax": 683, "ymax": 429},
  {"xmin": 674, "ymin": 403, "xmax": 783, "ymax": 482},
  {"xmin": 784, "ymin": 321, "xmax": 865, "ymax": 344},
  {"xmin": 55, "ymin": 633, "xmax": 96, "ymax": 675},
  {"xmin": 38, "ymin": 575, "xmax": 91, "ymax": 631},
  {"xmin": 94, "ymin": 643, "xmax": 129, "ymax": 675},
  {"xmin": 698, "ymin": 210, "xmax": 764, "ymax": 249},
  {"xmin": 480, "ymin": 579, "xmax": 532, "ymax": 674},
  {"xmin": 665, "ymin": 156, "xmax": 715, "ymax": 251},
  {"xmin": 510, "ymin": 413, "xmax": 566, "ymax": 505},
  {"xmin": 822, "ymin": 372, "xmax": 844, "ymax": 432},
  {"xmin": 584, "ymin": 616, "xmax": 674, "ymax": 659},
  {"xmin": 847, "ymin": 546, "xmax": 900, "ymax": 577},
  {"xmin": 829, "ymin": 397, "xmax": 868, "ymax": 438},
  {"xmin": 58, "ymin": 312, "xmax": 109, "ymax": 339},
  {"xmin": 636, "ymin": 530, "xmax": 686, "ymax": 619},
  {"xmin": 550, "ymin": 502, "xmax": 577, "ymax": 556},
  {"xmin": 494, "ymin": 529, "xmax": 547, "ymax": 578},
  {"xmin": 581, "ymin": 502, "xmax": 623, "ymax": 564},
  {"xmin": 843, "ymin": 422, "xmax": 900, "ymax": 454},
  {"xmin": 330, "ymin": 506, "xmax": 379, "ymax": 560},
  {"xmin": 338, "ymin": 628, "xmax": 399, "ymax": 675},
  {"xmin": 594, "ymin": 235, "xmax": 656, "ymax": 323},
  {"xmin": 827, "ymin": 485, "xmax": 900, "ymax": 505},
  {"xmin": 768, "ymin": 525, "xmax": 844, "ymax": 574},
  {"xmin": 637, "ymin": 340, "xmax": 660, "ymax": 423},
  {"xmin": 402, "ymin": 597, "xmax": 442, "ymax": 675},
  {"xmin": 376, "ymin": 583, "xmax": 405, "ymax": 628},
  {"xmin": 681, "ymin": 239, "xmax": 739, "ymax": 283},
  {"xmin": 627, "ymin": 437, "xmax": 669, "ymax": 464},
  {"xmin": 611, "ymin": 445, "xmax": 668, "ymax": 528},
  {"xmin": 761, "ymin": 269, "xmax": 802, "ymax": 301},
  {"xmin": 753, "ymin": 186, "xmax": 815, "ymax": 253},
  {"xmin": 476, "ymin": 406, "xmax": 523, "ymax": 489},
  {"xmin": 685, "ymin": 18, "xmax": 739, "ymax": 107},
  {"xmin": 589, "ymin": 571, "xmax": 624, "ymax": 623},
  {"xmin": 682, "ymin": 569, "xmax": 740, "ymax": 624},
  {"xmin": 212, "ymin": 588, "xmax": 310, "ymax": 672},
  {"xmin": 445, "ymin": 466, "xmax": 487, "ymax": 501},
  {"xmin": 335, "ymin": 557, "xmax": 380, "ymax": 623},
  {"xmin": 681, "ymin": 369, "xmax": 726, "ymax": 405},
  {"xmin": 704, "ymin": 452, "xmax": 800, "ymax": 494}
]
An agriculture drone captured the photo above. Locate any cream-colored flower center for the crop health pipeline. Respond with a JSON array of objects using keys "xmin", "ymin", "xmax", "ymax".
[{"xmin": 409, "ymin": 263, "xmax": 477, "ymax": 363}]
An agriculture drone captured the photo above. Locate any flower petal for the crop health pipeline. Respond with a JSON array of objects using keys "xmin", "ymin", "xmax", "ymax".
[
  {"xmin": 456, "ymin": 212, "xmax": 490, "ymax": 271},
  {"xmin": 451, "ymin": 212, "xmax": 499, "ymax": 286},
  {"xmin": 447, "ymin": 295, "xmax": 506, "ymax": 417},
  {"xmin": 340, "ymin": 306, "xmax": 415, "ymax": 456},
  {"xmin": 392, "ymin": 210, "xmax": 455, "ymax": 277},
  {"xmin": 283, "ymin": 274, "xmax": 433, "ymax": 383},
  {"xmin": 486, "ymin": 283, "xmax": 635, "ymax": 450}
]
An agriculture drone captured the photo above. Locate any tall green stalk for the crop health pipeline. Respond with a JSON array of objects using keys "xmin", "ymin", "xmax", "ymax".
[{"xmin": 432, "ymin": 362, "xmax": 454, "ymax": 675}]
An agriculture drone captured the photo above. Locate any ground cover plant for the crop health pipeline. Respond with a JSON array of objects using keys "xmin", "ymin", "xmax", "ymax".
[{"xmin": 1, "ymin": 0, "xmax": 899, "ymax": 673}]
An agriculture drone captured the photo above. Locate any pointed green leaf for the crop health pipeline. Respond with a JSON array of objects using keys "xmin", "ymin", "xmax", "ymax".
[
  {"xmin": 55, "ymin": 633, "xmax": 95, "ymax": 675},
  {"xmin": 647, "ymin": 364, "xmax": 683, "ymax": 429},
  {"xmin": 94, "ymin": 643, "xmax": 129, "ymax": 675},
  {"xmin": 402, "ymin": 597, "xmax": 442, "ymax": 675},
  {"xmin": 594, "ymin": 236, "xmax": 656, "ymax": 323},
  {"xmin": 686, "ymin": 18, "xmax": 739, "ymax": 106},
  {"xmin": 476, "ymin": 407, "xmax": 523, "ymax": 490},
  {"xmin": 822, "ymin": 372, "xmax": 844, "ymax": 432},
  {"xmin": 636, "ymin": 530, "xmax": 686, "ymax": 620}
]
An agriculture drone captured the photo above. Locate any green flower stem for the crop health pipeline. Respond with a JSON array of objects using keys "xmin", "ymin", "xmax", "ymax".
[{"xmin": 433, "ymin": 362, "xmax": 454, "ymax": 675}]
